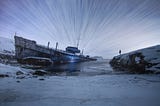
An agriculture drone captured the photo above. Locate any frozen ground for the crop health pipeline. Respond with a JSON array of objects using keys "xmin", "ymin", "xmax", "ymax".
[{"xmin": 0, "ymin": 61, "xmax": 160, "ymax": 106}]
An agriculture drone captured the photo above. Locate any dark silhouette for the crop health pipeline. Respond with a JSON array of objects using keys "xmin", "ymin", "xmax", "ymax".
[
  {"xmin": 47, "ymin": 42, "xmax": 50, "ymax": 48},
  {"xmin": 119, "ymin": 50, "xmax": 121, "ymax": 55}
]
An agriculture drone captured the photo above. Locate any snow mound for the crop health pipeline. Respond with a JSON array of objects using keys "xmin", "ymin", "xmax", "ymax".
[
  {"xmin": 110, "ymin": 45, "xmax": 160, "ymax": 73},
  {"xmin": 0, "ymin": 36, "xmax": 15, "ymax": 55},
  {"xmin": 0, "ymin": 63, "xmax": 34, "ymax": 78}
]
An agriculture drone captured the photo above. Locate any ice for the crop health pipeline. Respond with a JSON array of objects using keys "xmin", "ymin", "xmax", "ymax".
[
  {"xmin": 0, "ymin": 75, "xmax": 160, "ymax": 106},
  {"xmin": 0, "ymin": 62, "xmax": 160, "ymax": 106}
]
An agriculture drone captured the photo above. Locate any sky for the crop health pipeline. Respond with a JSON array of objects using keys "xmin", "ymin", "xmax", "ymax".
[{"xmin": 0, "ymin": 0, "xmax": 160, "ymax": 58}]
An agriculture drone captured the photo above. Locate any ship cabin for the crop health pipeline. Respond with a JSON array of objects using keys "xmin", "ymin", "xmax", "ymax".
[{"xmin": 66, "ymin": 46, "xmax": 80, "ymax": 54}]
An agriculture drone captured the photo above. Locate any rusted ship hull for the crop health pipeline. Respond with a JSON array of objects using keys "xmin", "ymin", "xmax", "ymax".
[{"xmin": 14, "ymin": 36, "xmax": 96, "ymax": 65}]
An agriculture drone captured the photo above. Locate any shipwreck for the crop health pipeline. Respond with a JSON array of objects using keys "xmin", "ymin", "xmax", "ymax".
[{"xmin": 14, "ymin": 36, "xmax": 96, "ymax": 66}]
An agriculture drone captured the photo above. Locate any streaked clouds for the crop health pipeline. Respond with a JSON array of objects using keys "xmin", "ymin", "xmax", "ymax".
[{"xmin": 0, "ymin": 0, "xmax": 160, "ymax": 58}]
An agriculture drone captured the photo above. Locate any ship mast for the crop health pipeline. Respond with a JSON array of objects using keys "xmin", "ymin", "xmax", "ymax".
[
  {"xmin": 55, "ymin": 42, "xmax": 58, "ymax": 50},
  {"xmin": 76, "ymin": 33, "xmax": 81, "ymax": 48}
]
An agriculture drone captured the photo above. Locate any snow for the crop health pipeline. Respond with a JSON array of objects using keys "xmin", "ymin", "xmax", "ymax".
[
  {"xmin": 23, "ymin": 56, "xmax": 52, "ymax": 61},
  {"xmin": 113, "ymin": 45, "xmax": 160, "ymax": 72},
  {"xmin": 0, "ymin": 63, "xmax": 33, "ymax": 77},
  {"xmin": 0, "ymin": 62, "xmax": 160, "ymax": 106},
  {"xmin": 132, "ymin": 45, "xmax": 160, "ymax": 72},
  {"xmin": 135, "ymin": 56, "xmax": 140, "ymax": 64},
  {"xmin": 0, "ymin": 74, "xmax": 160, "ymax": 106},
  {"xmin": 0, "ymin": 36, "xmax": 15, "ymax": 55}
]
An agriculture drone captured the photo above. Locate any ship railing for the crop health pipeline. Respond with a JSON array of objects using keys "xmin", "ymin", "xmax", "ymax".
[
  {"xmin": 37, "ymin": 44, "xmax": 67, "ymax": 53},
  {"xmin": 37, "ymin": 44, "xmax": 50, "ymax": 49},
  {"xmin": 36, "ymin": 44, "xmax": 80, "ymax": 56}
]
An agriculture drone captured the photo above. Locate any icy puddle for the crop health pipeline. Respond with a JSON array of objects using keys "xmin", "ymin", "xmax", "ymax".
[
  {"xmin": 44, "ymin": 59, "xmax": 126, "ymax": 76},
  {"xmin": 0, "ymin": 60, "xmax": 160, "ymax": 106}
]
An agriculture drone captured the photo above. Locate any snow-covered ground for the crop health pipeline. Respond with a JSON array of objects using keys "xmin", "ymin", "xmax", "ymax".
[
  {"xmin": 0, "ymin": 63, "xmax": 34, "ymax": 77},
  {"xmin": 0, "ymin": 36, "xmax": 15, "ymax": 55},
  {"xmin": 0, "ymin": 62, "xmax": 160, "ymax": 106},
  {"xmin": 0, "ymin": 74, "xmax": 160, "ymax": 106}
]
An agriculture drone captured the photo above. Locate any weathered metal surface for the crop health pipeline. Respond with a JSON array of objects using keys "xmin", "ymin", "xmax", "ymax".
[
  {"xmin": 15, "ymin": 36, "xmax": 55, "ymax": 59},
  {"xmin": 14, "ymin": 36, "xmax": 96, "ymax": 64}
]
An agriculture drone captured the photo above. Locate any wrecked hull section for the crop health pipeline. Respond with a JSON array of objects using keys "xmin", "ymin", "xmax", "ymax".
[{"xmin": 14, "ymin": 36, "xmax": 96, "ymax": 66}]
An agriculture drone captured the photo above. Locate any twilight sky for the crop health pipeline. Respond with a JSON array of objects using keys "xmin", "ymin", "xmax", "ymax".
[{"xmin": 0, "ymin": 0, "xmax": 160, "ymax": 58}]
